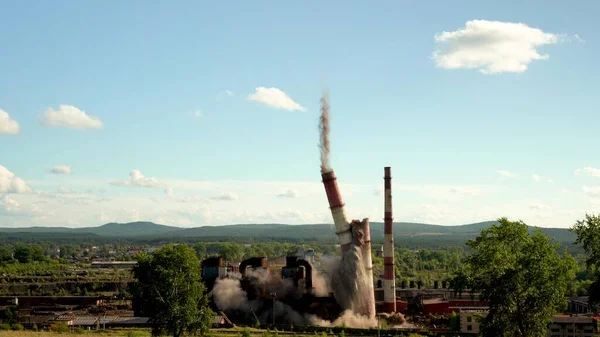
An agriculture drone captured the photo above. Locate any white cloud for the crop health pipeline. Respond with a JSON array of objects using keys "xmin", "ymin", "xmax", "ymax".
[
  {"xmin": 0, "ymin": 109, "xmax": 20, "ymax": 134},
  {"xmin": 529, "ymin": 202, "xmax": 551, "ymax": 211},
  {"xmin": 0, "ymin": 165, "xmax": 32, "ymax": 193},
  {"xmin": 247, "ymin": 87, "xmax": 306, "ymax": 111},
  {"xmin": 57, "ymin": 187, "xmax": 74, "ymax": 194},
  {"xmin": 497, "ymin": 169, "xmax": 518, "ymax": 178},
  {"xmin": 583, "ymin": 186, "xmax": 600, "ymax": 197},
  {"xmin": 433, "ymin": 20, "xmax": 561, "ymax": 74},
  {"xmin": 190, "ymin": 110, "xmax": 203, "ymax": 118},
  {"xmin": 532, "ymin": 173, "xmax": 553, "ymax": 183},
  {"xmin": 110, "ymin": 170, "xmax": 165, "ymax": 188},
  {"xmin": 211, "ymin": 192, "xmax": 239, "ymax": 201},
  {"xmin": 574, "ymin": 34, "xmax": 586, "ymax": 44},
  {"xmin": 40, "ymin": 105, "xmax": 103, "ymax": 129},
  {"xmin": 1, "ymin": 195, "xmax": 20, "ymax": 210},
  {"xmin": 277, "ymin": 189, "xmax": 299, "ymax": 198},
  {"xmin": 165, "ymin": 187, "xmax": 174, "ymax": 197},
  {"xmin": 217, "ymin": 90, "xmax": 234, "ymax": 101},
  {"xmin": 575, "ymin": 167, "xmax": 600, "ymax": 178},
  {"xmin": 0, "ymin": 195, "xmax": 42, "ymax": 216},
  {"xmin": 48, "ymin": 165, "xmax": 72, "ymax": 175}
]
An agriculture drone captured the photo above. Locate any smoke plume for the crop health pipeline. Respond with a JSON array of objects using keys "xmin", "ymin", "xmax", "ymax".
[
  {"xmin": 212, "ymin": 277, "xmax": 249, "ymax": 311},
  {"xmin": 211, "ymin": 261, "xmax": 378, "ymax": 328},
  {"xmin": 319, "ymin": 91, "xmax": 331, "ymax": 173},
  {"xmin": 310, "ymin": 310, "xmax": 377, "ymax": 328}
]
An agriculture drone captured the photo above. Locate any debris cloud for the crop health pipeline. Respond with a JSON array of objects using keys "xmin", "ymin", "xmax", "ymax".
[{"xmin": 319, "ymin": 91, "xmax": 331, "ymax": 173}]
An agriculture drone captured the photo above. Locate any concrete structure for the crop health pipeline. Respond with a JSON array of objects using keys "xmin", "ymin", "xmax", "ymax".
[
  {"xmin": 376, "ymin": 246, "xmax": 384, "ymax": 257},
  {"xmin": 568, "ymin": 297, "xmax": 592, "ymax": 314},
  {"xmin": 358, "ymin": 219, "xmax": 375, "ymax": 317},
  {"xmin": 321, "ymin": 170, "xmax": 352, "ymax": 252},
  {"xmin": 459, "ymin": 308, "xmax": 487, "ymax": 334},
  {"xmin": 458, "ymin": 310, "xmax": 597, "ymax": 336},
  {"xmin": 383, "ymin": 166, "xmax": 396, "ymax": 313},
  {"xmin": 548, "ymin": 316, "xmax": 597, "ymax": 337}
]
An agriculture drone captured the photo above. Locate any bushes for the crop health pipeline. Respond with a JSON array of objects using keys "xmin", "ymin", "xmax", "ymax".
[
  {"xmin": 0, "ymin": 323, "xmax": 10, "ymax": 330},
  {"xmin": 242, "ymin": 328, "xmax": 252, "ymax": 337},
  {"xmin": 11, "ymin": 323, "xmax": 24, "ymax": 331},
  {"xmin": 50, "ymin": 321, "xmax": 70, "ymax": 333}
]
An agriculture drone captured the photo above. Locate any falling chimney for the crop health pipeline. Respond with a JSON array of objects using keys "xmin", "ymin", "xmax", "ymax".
[
  {"xmin": 383, "ymin": 167, "xmax": 396, "ymax": 312},
  {"xmin": 321, "ymin": 170, "xmax": 352, "ymax": 252}
]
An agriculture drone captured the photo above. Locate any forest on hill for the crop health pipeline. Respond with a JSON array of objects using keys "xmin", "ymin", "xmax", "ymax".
[{"xmin": 0, "ymin": 220, "xmax": 579, "ymax": 251}]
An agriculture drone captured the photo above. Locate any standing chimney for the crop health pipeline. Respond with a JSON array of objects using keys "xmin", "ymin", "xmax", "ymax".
[
  {"xmin": 321, "ymin": 170, "xmax": 352, "ymax": 252},
  {"xmin": 383, "ymin": 167, "xmax": 396, "ymax": 312},
  {"xmin": 361, "ymin": 219, "xmax": 376, "ymax": 317}
]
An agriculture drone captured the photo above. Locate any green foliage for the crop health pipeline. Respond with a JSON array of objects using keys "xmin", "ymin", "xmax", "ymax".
[
  {"xmin": 13, "ymin": 244, "xmax": 45, "ymax": 263},
  {"xmin": 572, "ymin": 214, "xmax": 600, "ymax": 310},
  {"xmin": 123, "ymin": 331, "xmax": 149, "ymax": 337},
  {"xmin": 50, "ymin": 321, "xmax": 70, "ymax": 333},
  {"xmin": 131, "ymin": 244, "xmax": 213, "ymax": 337},
  {"xmin": 11, "ymin": 323, "xmax": 24, "ymax": 331},
  {"xmin": 75, "ymin": 327, "xmax": 85, "ymax": 334},
  {"xmin": 449, "ymin": 312, "xmax": 459, "ymax": 331},
  {"xmin": 32, "ymin": 323, "xmax": 38, "ymax": 331},
  {"xmin": 572, "ymin": 214, "xmax": 600, "ymax": 268},
  {"xmin": 454, "ymin": 218, "xmax": 576, "ymax": 337},
  {"xmin": 0, "ymin": 324, "xmax": 10, "ymax": 330},
  {"xmin": 242, "ymin": 328, "xmax": 252, "ymax": 337},
  {"xmin": 338, "ymin": 330, "xmax": 345, "ymax": 337}
]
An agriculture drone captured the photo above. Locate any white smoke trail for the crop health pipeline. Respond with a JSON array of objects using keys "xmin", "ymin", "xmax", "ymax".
[{"xmin": 319, "ymin": 91, "xmax": 331, "ymax": 173}]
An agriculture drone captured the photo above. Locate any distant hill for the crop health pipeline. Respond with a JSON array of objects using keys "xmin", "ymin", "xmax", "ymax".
[
  {"xmin": 0, "ymin": 220, "xmax": 577, "ymax": 248},
  {"xmin": 79, "ymin": 221, "xmax": 179, "ymax": 237},
  {"xmin": 0, "ymin": 221, "xmax": 178, "ymax": 237}
]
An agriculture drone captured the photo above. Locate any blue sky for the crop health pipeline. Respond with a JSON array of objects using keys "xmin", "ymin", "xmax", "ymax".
[{"xmin": 1, "ymin": 1, "xmax": 599, "ymax": 228}]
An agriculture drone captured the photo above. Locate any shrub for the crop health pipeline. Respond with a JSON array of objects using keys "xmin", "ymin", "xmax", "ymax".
[
  {"xmin": 242, "ymin": 328, "xmax": 252, "ymax": 337},
  {"xmin": 32, "ymin": 323, "xmax": 38, "ymax": 331},
  {"xmin": 11, "ymin": 323, "xmax": 24, "ymax": 331},
  {"xmin": 338, "ymin": 330, "xmax": 345, "ymax": 337},
  {"xmin": 126, "ymin": 331, "xmax": 147, "ymax": 337},
  {"xmin": 75, "ymin": 327, "xmax": 85, "ymax": 334},
  {"xmin": 50, "ymin": 321, "xmax": 70, "ymax": 333},
  {"xmin": 0, "ymin": 324, "xmax": 11, "ymax": 331}
]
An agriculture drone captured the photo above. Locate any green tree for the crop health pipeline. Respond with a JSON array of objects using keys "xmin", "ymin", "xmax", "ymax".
[
  {"xmin": 571, "ymin": 214, "xmax": 600, "ymax": 310},
  {"xmin": 131, "ymin": 244, "xmax": 213, "ymax": 337},
  {"xmin": 453, "ymin": 218, "xmax": 576, "ymax": 337},
  {"xmin": 13, "ymin": 244, "xmax": 45, "ymax": 263},
  {"xmin": 0, "ymin": 246, "xmax": 12, "ymax": 262}
]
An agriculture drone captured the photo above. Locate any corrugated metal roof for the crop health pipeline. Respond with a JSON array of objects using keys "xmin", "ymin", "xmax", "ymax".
[
  {"xmin": 552, "ymin": 315, "xmax": 595, "ymax": 324},
  {"xmin": 116, "ymin": 317, "xmax": 149, "ymax": 325},
  {"xmin": 55, "ymin": 315, "xmax": 149, "ymax": 326}
]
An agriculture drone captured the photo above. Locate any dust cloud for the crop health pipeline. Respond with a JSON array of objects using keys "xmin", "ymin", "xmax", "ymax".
[{"xmin": 319, "ymin": 91, "xmax": 331, "ymax": 173}]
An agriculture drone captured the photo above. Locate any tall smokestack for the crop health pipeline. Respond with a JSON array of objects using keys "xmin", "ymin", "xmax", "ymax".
[
  {"xmin": 361, "ymin": 219, "xmax": 376, "ymax": 317},
  {"xmin": 322, "ymin": 170, "xmax": 352, "ymax": 252},
  {"xmin": 383, "ymin": 167, "xmax": 396, "ymax": 312}
]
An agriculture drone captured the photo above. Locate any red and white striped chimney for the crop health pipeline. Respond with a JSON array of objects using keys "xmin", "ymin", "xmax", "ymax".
[
  {"xmin": 321, "ymin": 170, "xmax": 352, "ymax": 252},
  {"xmin": 383, "ymin": 167, "xmax": 396, "ymax": 312}
]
